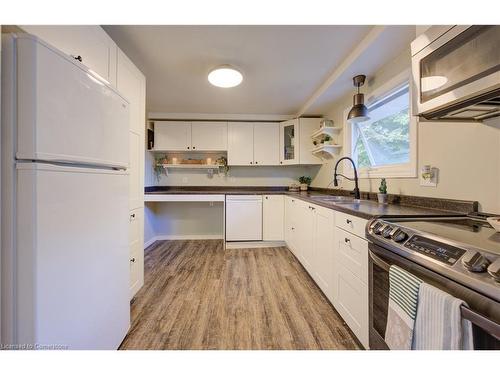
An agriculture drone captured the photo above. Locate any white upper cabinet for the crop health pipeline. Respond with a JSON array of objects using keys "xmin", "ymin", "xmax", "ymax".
[
  {"xmin": 154, "ymin": 121, "xmax": 192, "ymax": 151},
  {"xmin": 191, "ymin": 122, "xmax": 228, "ymax": 151},
  {"xmin": 253, "ymin": 123, "xmax": 280, "ymax": 165},
  {"xmin": 228, "ymin": 122, "xmax": 254, "ymax": 165},
  {"xmin": 116, "ymin": 49, "xmax": 146, "ymax": 136},
  {"xmin": 228, "ymin": 122, "xmax": 280, "ymax": 166},
  {"xmin": 279, "ymin": 119, "xmax": 299, "ymax": 165},
  {"xmin": 298, "ymin": 118, "xmax": 323, "ymax": 165},
  {"xmin": 20, "ymin": 25, "xmax": 118, "ymax": 87}
]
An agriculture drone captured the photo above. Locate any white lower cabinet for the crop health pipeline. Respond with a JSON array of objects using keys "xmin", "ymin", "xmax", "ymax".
[
  {"xmin": 284, "ymin": 198, "xmax": 335, "ymax": 304},
  {"xmin": 262, "ymin": 195, "xmax": 284, "ymax": 241},
  {"xmin": 333, "ymin": 214, "xmax": 369, "ymax": 349},
  {"xmin": 129, "ymin": 208, "xmax": 144, "ymax": 298},
  {"xmin": 284, "ymin": 197, "xmax": 300, "ymax": 257},
  {"xmin": 283, "ymin": 199, "xmax": 369, "ymax": 348}
]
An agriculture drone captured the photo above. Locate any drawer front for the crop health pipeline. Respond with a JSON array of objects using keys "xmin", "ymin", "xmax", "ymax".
[
  {"xmin": 335, "ymin": 227, "xmax": 368, "ymax": 284},
  {"xmin": 335, "ymin": 211, "xmax": 368, "ymax": 238}
]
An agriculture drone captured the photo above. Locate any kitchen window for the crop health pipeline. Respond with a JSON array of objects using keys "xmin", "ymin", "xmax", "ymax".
[{"xmin": 344, "ymin": 70, "xmax": 417, "ymax": 178}]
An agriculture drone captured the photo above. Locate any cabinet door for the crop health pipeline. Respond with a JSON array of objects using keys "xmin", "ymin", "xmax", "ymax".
[
  {"xmin": 154, "ymin": 121, "xmax": 191, "ymax": 151},
  {"xmin": 312, "ymin": 205, "xmax": 335, "ymax": 302},
  {"xmin": 279, "ymin": 119, "xmax": 299, "ymax": 165},
  {"xmin": 296, "ymin": 200, "xmax": 314, "ymax": 272},
  {"xmin": 284, "ymin": 197, "xmax": 299, "ymax": 256},
  {"xmin": 227, "ymin": 122, "xmax": 254, "ymax": 166},
  {"xmin": 117, "ymin": 49, "xmax": 146, "ymax": 135},
  {"xmin": 298, "ymin": 118, "xmax": 323, "ymax": 165},
  {"xmin": 253, "ymin": 123, "xmax": 280, "ymax": 165},
  {"xmin": 129, "ymin": 208, "xmax": 144, "ymax": 299},
  {"xmin": 191, "ymin": 121, "xmax": 228, "ymax": 151},
  {"xmin": 20, "ymin": 25, "xmax": 117, "ymax": 86},
  {"xmin": 334, "ymin": 264, "xmax": 369, "ymax": 348},
  {"xmin": 129, "ymin": 132, "xmax": 143, "ymax": 210},
  {"xmin": 263, "ymin": 195, "xmax": 284, "ymax": 241}
]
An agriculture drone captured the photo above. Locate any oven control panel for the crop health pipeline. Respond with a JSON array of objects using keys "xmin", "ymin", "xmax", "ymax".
[{"xmin": 404, "ymin": 235, "xmax": 466, "ymax": 265}]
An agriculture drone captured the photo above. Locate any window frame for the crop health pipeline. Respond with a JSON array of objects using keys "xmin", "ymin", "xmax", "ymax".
[{"xmin": 342, "ymin": 69, "xmax": 417, "ymax": 179}]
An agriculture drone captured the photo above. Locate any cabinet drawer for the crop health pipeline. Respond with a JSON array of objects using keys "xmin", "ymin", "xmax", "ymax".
[
  {"xmin": 335, "ymin": 211, "xmax": 368, "ymax": 238},
  {"xmin": 335, "ymin": 227, "xmax": 368, "ymax": 284}
]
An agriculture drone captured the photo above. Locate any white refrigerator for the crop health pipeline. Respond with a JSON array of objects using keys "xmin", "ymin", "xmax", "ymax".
[{"xmin": 1, "ymin": 33, "xmax": 130, "ymax": 349}]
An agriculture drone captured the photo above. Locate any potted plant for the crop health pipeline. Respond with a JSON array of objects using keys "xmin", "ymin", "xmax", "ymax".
[
  {"xmin": 323, "ymin": 135, "xmax": 332, "ymax": 145},
  {"xmin": 298, "ymin": 176, "xmax": 312, "ymax": 191},
  {"xmin": 378, "ymin": 178, "xmax": 388, "ymax": 204}
]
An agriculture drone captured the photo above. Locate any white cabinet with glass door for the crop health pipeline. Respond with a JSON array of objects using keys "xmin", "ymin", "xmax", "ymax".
[{"xmin": 279, "ymin": 119, "xmax": 299, "ymax": 164}]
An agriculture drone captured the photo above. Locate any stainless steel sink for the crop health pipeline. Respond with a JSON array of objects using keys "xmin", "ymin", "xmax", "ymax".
[{"xmin": 313, "ymin": 196, "xmax": 361, "ymax": 204}]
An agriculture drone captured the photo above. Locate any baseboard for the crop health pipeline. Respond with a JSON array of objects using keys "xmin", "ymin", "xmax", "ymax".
[
  {"xmin": 144, "ymin": 234, "xmax": 224, "ymax": 248},
  {"xmin": 225, "ymin": 241, "xmax": 286, "ymax": 249}
]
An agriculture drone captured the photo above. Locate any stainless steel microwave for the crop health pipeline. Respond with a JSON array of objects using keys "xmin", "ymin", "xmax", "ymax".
[{"xmin": 411, "ymin": 25, "xmax": 500, "ymax": 122}]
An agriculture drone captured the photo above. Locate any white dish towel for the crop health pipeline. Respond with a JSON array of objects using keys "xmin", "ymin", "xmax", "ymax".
[
  {"xmin": 412, "ymin": 283, "xmax": 473, "ymax": 350},
  {"xmin": 385, "ymin": 265, "xmax": 422, "ymax": 349}
]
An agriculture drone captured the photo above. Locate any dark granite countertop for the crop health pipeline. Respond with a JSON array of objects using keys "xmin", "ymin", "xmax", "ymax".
[{"xmin": 145, "ymin": 186, "xmax": 473, "ymax": 220}]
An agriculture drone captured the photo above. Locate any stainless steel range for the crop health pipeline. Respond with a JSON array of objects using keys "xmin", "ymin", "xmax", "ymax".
[{"xmin": 366, "ymin": 213, "xmax": 500, "ymax": 349}]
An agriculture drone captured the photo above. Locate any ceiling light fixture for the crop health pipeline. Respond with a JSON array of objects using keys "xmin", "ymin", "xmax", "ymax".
[
  {"xmin": 208, "ymin": 65, "xmax": 243, "ymax": 88},
  {"xmin": 347, "ymin": 75, "xmax": 370, "ymax": 124}
]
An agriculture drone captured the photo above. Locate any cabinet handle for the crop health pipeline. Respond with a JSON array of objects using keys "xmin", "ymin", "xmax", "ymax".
[
  {"xmin": 291, "ymin": 227, "xmax": 295, "ymax": 230},
  {"xmin": 255, "ymin": 161, "xmax": 258, "ymax": 164},
  {"xmin": 346, "ymin": 219, "xmax": 352, "ymax": 224},
  {"xmin": 265, "ymin": 196, "xmax": 268, "ymax": 199},
  {"xmin": 130, "ymin": 213, "xmax": 136, "ymax": 219},
  {"xmin": 250, "ymin": 161, "xmax": 253, "ymax": 165},
  {"xmin": 187, "ymin": 146, "xmax": 190, "ymax": 149},
  {"xmin": 280, "ymin": 161, "xmax": 283, "ymax": 164},
  {"xmin": 344, "ymin": 238, "xmax": 351, "ymax": 243},
  {"xmin": 130, "ymin": 257, "xmax": 136, "ymax": 263},
  {"xmin": 193, "ymin": 146, "xmax": 196, "ymax": 149},
  {"xmin": 73, "ymin": 55, "xmax": 83, "ymax": 62}
]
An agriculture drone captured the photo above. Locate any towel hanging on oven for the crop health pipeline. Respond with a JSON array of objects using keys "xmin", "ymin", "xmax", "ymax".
[
  {"xmin": 412, "ymin": 283, "xmax": 473, "ymax": 350},
  {"xmin": 385, "ymin": 265, "xmax": 422, "ymax": 350}
]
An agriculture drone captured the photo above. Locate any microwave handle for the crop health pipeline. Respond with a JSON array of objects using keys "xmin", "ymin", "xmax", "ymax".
[{"xmin": 369, "ymin": 249, "xmax": 391, "ymax": 272}]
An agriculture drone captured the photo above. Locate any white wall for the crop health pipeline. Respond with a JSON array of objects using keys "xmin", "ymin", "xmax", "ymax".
[
  {"xmin": 144, "ymin": 201, "xmax": 224, "ymax": 246},
  {"xmin": 311, "ymin": 47, "xmax": 500, "ymax": 213},
  {"xmin": 150, "ymin": 165, "xmax": 317, "ymax": 187}
]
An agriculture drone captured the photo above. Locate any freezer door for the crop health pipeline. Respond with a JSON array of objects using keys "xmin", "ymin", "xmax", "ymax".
[
  {"xmin": 15, "ymin": 163, "xmax": 130, "ymax": 349},
  {"xmin": 14, "ymin": 34, "xmax": 129, "ymax": 168}
]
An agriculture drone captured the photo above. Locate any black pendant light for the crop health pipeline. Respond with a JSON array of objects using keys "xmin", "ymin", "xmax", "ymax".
[{"xmin": 347, "ymin": 75, "xmax": 370, "ymax": 123}]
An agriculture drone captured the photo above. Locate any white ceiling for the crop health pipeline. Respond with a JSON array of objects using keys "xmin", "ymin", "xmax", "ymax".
[{"xmin": 103, "ymin": 25, "xmax": 416, "ymax": 117}]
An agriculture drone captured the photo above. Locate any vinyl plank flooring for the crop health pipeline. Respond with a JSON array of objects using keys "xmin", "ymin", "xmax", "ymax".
[{"xmin": 119, "ymin": 240, "xmax": 361, "ymax": 350}]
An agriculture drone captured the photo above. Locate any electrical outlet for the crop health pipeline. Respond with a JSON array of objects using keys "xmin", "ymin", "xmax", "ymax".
[{"xmin": 420, "ymin": 166, "xmax": 438, "ymax": 187}]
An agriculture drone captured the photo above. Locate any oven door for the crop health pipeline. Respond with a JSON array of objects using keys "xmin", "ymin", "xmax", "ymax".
[
  {"xmin": 411, "ymin": 25, "xmax": 500, "ymax": 119},
  {"xmin": 368, "ymin": 243, "xmax": 500, "ymax": 350}
]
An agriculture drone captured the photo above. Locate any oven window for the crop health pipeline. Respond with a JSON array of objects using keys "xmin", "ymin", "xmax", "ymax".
[
  {"xmin": 372, "ymin": 261, "xmax": 390, "ymax": 338},
  {"xmin": 420, "ymin": 25, "xmax": 500, "ymax": 102}
]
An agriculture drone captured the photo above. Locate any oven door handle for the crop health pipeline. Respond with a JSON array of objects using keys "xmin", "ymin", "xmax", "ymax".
[
  {"xmin": 369, "ymin": 249, "xmax": 500, "ymax": 340},
  {"xmin": 369, "ymin": 249, "xmax": 391, "ymax": 272}
]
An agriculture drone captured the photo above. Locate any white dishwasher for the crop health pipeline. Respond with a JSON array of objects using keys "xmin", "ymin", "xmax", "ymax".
[{"xmin": 225, "ymin": 195, "xmax": 263, "ymax": 241}]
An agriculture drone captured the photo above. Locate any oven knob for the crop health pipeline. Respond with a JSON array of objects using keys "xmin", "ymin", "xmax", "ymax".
[
  {"xmin": 487, "ymin": 258, "xmax": 500, "ymax": 282},
  {"xmin": 461, "ymin": 251, "xmax": 491, "ymax": 272},
  {"xmin": 370, "ymin": 221, "xmax": 384, "ymax": 235},
  {"xmin": 382, "ymin": 226, "xmax": 393, "ymax": 238},
  {"xmin": 391, "ymin": 229, "xmax": 408, "ymax": 243}
]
